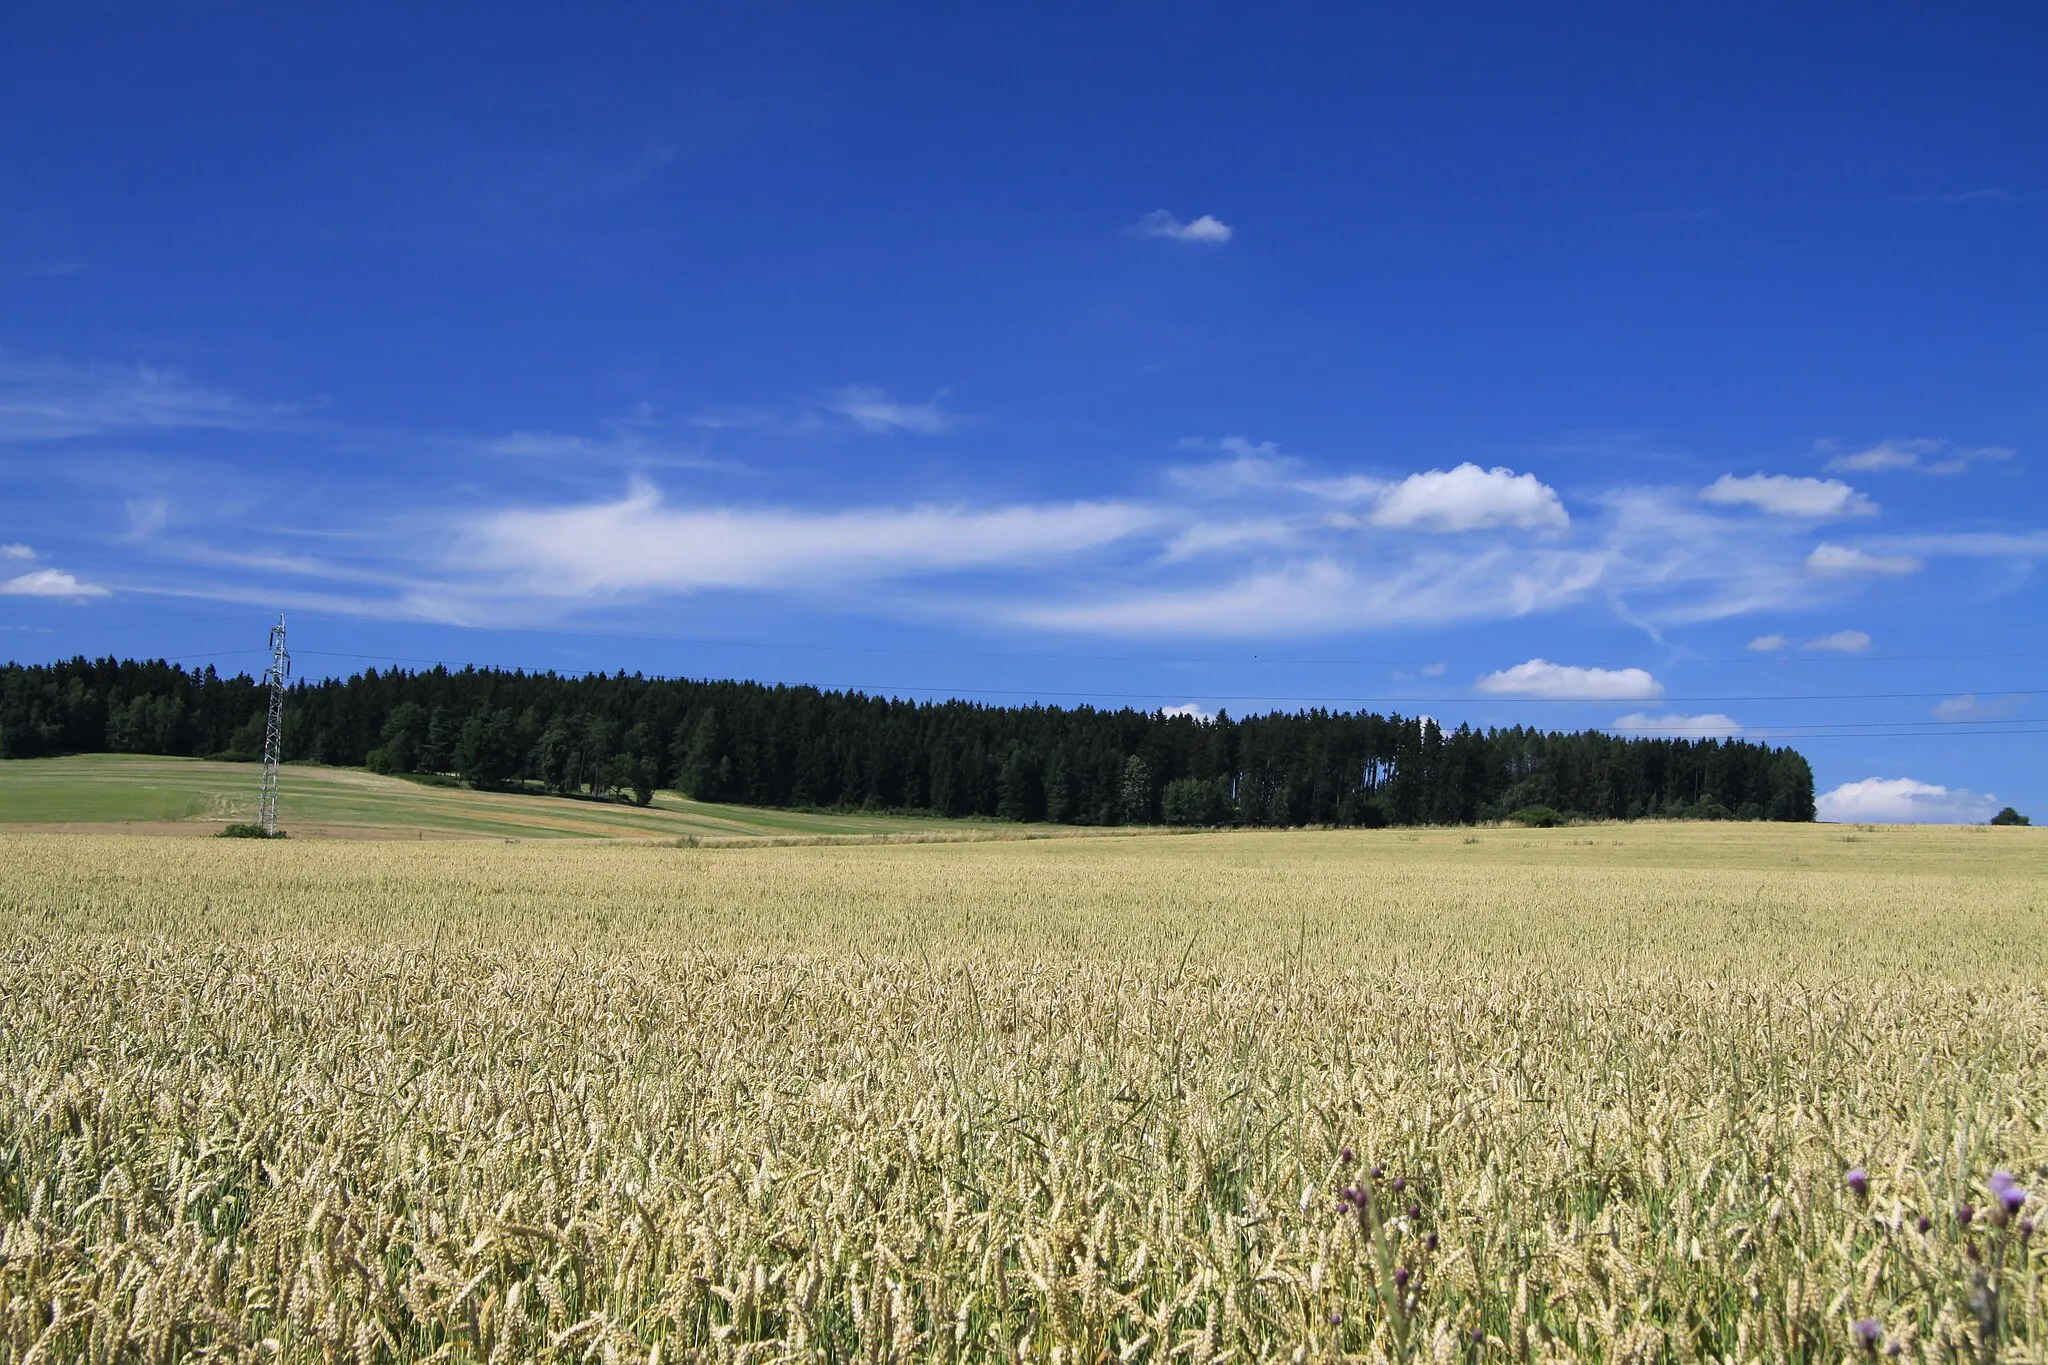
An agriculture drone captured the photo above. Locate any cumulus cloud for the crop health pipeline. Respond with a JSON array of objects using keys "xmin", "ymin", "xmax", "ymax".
[
  {"xmin": 0, "ymin": 543, "xmax": 33, "ymax": 560},
  {"xmin": 1700, "ymin": 474, "xmax": 1876, "ymax": 518},
  {"xmin": 1806, "ymin": 543, "xmax": 1921, "ymax": 576},
  {"xmin": 1747, "ymin": 633, "xmax": 1787, "ymax": 651},
  {"xmin": 1610, "ymin": 712, "xmax": 1743, "ymax": 738},
  {"xmin": 1822, "ymin": 438, "xmax": 2015, "ymax": 475},
  {"xmin": 1132, "ymin": 211, "xmax": 1233, "ymax": 244},
  {"xmin": 1475, "ymin": 659, "xmax": 1663, "ymax": 701},
  {"xmin": 1161, "ymin": 703, "xmax": 1216, "ymax": 722},
  {"xmin": 1369, "ymin": 465, "xmax": 1569, "ymax": 533},
  {"xmin": 1817, "ymin": 777, "xmax": 2000, "ymax": 824},
  {"xmin": 456, "ymin": 481, "xmax": 1159, "ymax": 598},
  {"xmin": 0, "ymin": 568, "xmax": 110, "ymax": 599},
  {"xmin": 1804, "ymin": 629, "xmax": 1871, "ymax": 653},
  {"xmin": 825, "ymin": 385, "xmax": 952, "ymax": 435}
]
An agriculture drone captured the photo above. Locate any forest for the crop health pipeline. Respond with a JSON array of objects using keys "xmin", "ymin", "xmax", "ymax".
[{"xmin": 0, "ymin": 656, "xmax": 1816, "ymax": 825}]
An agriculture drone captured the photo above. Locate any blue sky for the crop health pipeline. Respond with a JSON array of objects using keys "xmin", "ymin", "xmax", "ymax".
[{"xmin": 3, "ymin": 4, "xmax": 2044, "ymax": 821}]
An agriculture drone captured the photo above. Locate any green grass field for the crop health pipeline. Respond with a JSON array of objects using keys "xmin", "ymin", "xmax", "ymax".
[{"xmin": 0, "ymin": 753, "xmax": 1062, "ymax": 841}]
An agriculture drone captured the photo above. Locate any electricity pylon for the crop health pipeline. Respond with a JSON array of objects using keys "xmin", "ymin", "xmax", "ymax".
[{"xmin": 257, "ymin": 613, "xmax": 290, "ymax": 836}]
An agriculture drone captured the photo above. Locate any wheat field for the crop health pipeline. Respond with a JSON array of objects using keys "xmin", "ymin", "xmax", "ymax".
[{"xmin": 2, "ymin": 823, "xmax": 2044, "ymax": 1362}]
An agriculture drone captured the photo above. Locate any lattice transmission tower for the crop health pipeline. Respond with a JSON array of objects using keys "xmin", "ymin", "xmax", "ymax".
[{"xmin": 257, "ymin": 613, "xmax": 290, "ymax": 836}]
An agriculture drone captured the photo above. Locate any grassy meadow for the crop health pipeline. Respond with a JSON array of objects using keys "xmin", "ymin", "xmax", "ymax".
[
  {"xmin": 0, "ymin": 754, "xmax": 1046, "ymax": 842},
  {"xmin": 2, "ymin": 822, "xmax": 2045, "ymax": 1361}
]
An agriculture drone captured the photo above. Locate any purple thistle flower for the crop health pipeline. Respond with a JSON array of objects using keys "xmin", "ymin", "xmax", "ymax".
[
  {"xmin": 1958, "ymin": 1202, "xmax": 1974, "ymax": 1227},
  {"xmin": 1471, "ymin": 1328, "xmax": 1486, "ymax": 1345},
  {"xmin": 1885, "ymin": 1345, "xmax": 1902, "ymax": 1359},
  {"xmin": 1369, "ymin": 1164, "xmax": 1384, "ymax": 1181},
  {"xmin": 1915, "ymin": 1215, "xmax": 1931, "ymax": 1233},
  {"xmin": 2019, "ymin": 1217, "xmax": 2035, "ymax": 1238},
  {"xmin": 1339, "ymin": 1146, "xmax": 1355, "ymax": 1165},
  {"xmin": 1391, "ymin": 1175, "xmax": 1407, "ymax": 1194},
  {"xmin": 1851, "ymin": 1318, "xmax": 1883, "ymax": 1353},
  {"xmin": 1846, "ymin": 1167, "xmax": 1869, "ymax": 1198},
  {"xmin": 1329, "ymin": 1309, "xmax": 1344, "ymax": 1326},
  {"xmin": 1425, "ymin": 1231, "xmax": 1439, "ymax": 1252},
  {"xmin": 1990, "ymin": 1169, "xmax": 2027, "ymax": 1215},
  {"xmin": 1393, "ymin": 1265, "xmax": 1411, "ymax": 1289},
  {"xmin": 1407, "ymin": 1202, "xmax": 1423, "ymax": 1221}
]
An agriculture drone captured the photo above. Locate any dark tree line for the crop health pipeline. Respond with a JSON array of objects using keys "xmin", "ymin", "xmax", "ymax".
[{"xmin": 0, "ymin": 656, "xmax": 1817, "ymax": 825}]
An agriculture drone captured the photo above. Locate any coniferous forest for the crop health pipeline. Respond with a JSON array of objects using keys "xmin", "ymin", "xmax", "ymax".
[{"xmin": 0, "ymin": 657, "xmax": 1816, "ymax": 825}]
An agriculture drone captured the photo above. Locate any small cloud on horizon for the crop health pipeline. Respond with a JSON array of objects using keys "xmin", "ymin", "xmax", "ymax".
[
  {"xmin": 1804, "ymin": 629, "xmax": 1871, "ymax": 653},
  {"xmin": 1817, "ymin": 776, "xmax": 2000, "ymax": 824},
  {"xmin": 1476, "ymin": 658, "xmax": 1663, "ymax": 701},
  {"xmin": 1131, "ymin": 211, "xmax": 1233, "ymax": 244},
  {"xmin": 1161, "ymin": 702, "xmax": 1216, "ymax": 723}
]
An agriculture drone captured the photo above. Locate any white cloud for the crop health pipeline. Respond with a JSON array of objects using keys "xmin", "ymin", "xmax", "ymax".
[
  {"xmin": 1700, "ymin": 474, "xmax": 1876, "ymax": 518},
  {"xmin": 456, "ymin": 481, "xmax": 1159, "ymax": 598},
  {"xmin": 0, "ymin": 355, "xmax": 285, "ymax": 441},
  {"xmin": 1132, "ymin": 211, "xmax": 1233, "ymax": 244},
  {"xmin": 1806, "ymin": 543, "xmax": 1921, "ymax": 576},
  {"xmin": 1823, "ymin": 438, "xmax": 2015, "ymax": 475},
  {"xmin": 1610, "ymin": 712, "xmax": 1744, "ymax": 738},
  {"xmin": 1161, "ymin": 703, "xmax": 1216, "ymax": 723},
  {"xmin": 1369, "ymin": 464, "xmax": 1568, "ymax": 533},
  {"xmin": 1804, "ymin": 629, "xmax": 1870, "ymax": 653},
  {"xmin": 1747, "ymin": 633, "xmax": 1787, "ymax": 651},
  {"xmin": 1875, "ymin": 531, "xmax": 2048, "ymax": 560},
  {"xmin": 0, "ymin": 568, "xmax": 110, "ymax": 599},
  {"xmin": 1162, "ymin": 517, "xmax": 1301, "ymax": 562},
  {"xmin": 1475, "ymin": 659, "xmax": 1663, "ymax": 701},
  {"xmin": 1016, "ymin": 545, "xmax": 1608, "ymax": 637},
  {"xmin": 824, "ymin": 385, "xmax": 952, "ymax": 435},
  {"xmin": 1817, "ymin": 777, "xmax": 2000, "ymax": 824},
  {"xmin": 1170, "ymin": 441, "xmax": 1387, "ymax": 505},
  {"xmin": 0, "ymin": 543, "xmax": 33, "ymax": 560},
  {"xmin": 1933, "ymin": 694, "xmax": 2025, "ymax": 721},
  {"xmin": 1421, "ymin": 662, "xmax": 1447, "ymax": 677}
]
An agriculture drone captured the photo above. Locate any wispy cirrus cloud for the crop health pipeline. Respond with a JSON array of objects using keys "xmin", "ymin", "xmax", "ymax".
[
  {"xmin": 449, "ymin": 480, "xmax": 1158, "ymax": 605},
  {"xmin": 824, "ymin": 385, "xmax": 953, "ymax": 435},
  {"xmin": 1933, "ymin": 694, "xmax": 2025, "ymax": 722},
  {"xmin": 1806, "ymin": 543, "xmax": 1922, "ymax": 576},
  {"xmin": 1700, "ymin": 474, "xmax": 1875, "ymax": 517},
  {"xmin": 1475, "ymin": 659, "xmax": 1663, "ymax": 701},
  {"xmin": 1820, "ymin": 438, "xmax": 2014, "ymax": 476},
  {"xmin": 1804, "ymin": 629, "xmax": 1871, "ymax": 653},
  {"xmin": 0, "ymin": 354, "xmax": 291, "ymax": 441},
  {"xmin": 1131, "ymin": 210, "xmax": 1233, "ymax": 244}
]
